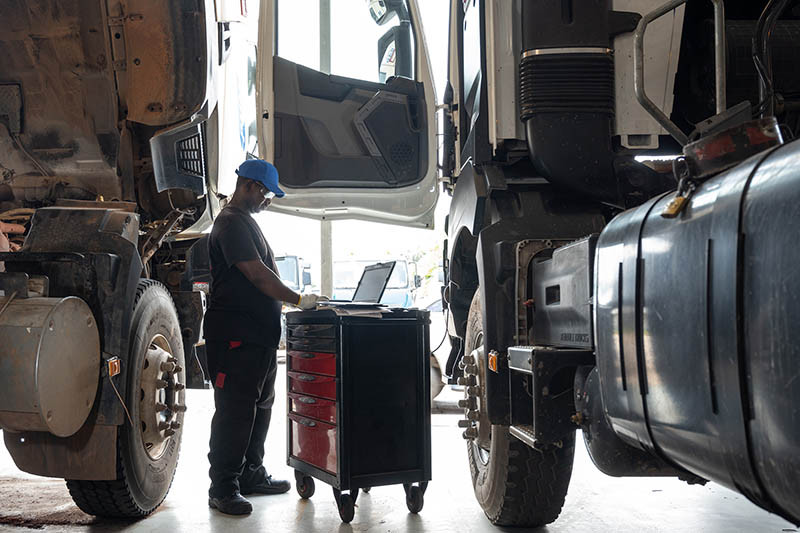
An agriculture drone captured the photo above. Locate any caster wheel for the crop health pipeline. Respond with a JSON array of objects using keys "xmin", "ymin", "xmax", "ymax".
[
  {"xmin": 406, "ymin": 485, "xmax": 424, "ymax": 514},
  {"xmin": 362, "ymin": 487, "xmax": 371, "ymax": 494},
  {"xmin": 296, "ymin": 476, "xmax": 315, "ymax": 499},
  {"xmin": 338, "ymin": 493, "xmax": 355, "ymax": 523}
]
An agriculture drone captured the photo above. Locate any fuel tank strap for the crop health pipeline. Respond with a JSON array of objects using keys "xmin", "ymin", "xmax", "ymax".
[
  {"xmin": 707, "ymin": 142, "xmax": 787, "ymax": 507},
  {"xmin": 618, "ymin": 191, "xmax": 671, "ymax": 454}
]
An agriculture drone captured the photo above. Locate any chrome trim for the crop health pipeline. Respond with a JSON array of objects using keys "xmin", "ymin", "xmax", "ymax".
[{"xmin": 522, "ymin": 47, "xmax": 613, "ymax": 58}]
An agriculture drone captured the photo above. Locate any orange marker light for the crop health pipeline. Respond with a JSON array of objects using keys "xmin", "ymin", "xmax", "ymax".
[
  {"xmin": 488, "ymin": 351, "xmax": 498, "ymax": 373},
  {"xmin": 107, "ymin": 357, "xmax": 121, "ymax": 377}
]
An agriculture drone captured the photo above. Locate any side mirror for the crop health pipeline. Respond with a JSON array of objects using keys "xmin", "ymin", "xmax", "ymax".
[
  {"xmin": 377, "ymin": 21, "xmax": 412, "ymax": 83},
  {"xmin": 369, "ymin": 0, "xmax": 407, "ymax": 25},
  {"xmin": 414, "ymin": 274, "xmax": 422, "ymax": 288},
  {"xmin": 369, "ymin": 0, "xmax": 388, "ymax": 24},
  {"xmin": 302, "ymin": 270, "xmax": 312, "ymax": 287}
]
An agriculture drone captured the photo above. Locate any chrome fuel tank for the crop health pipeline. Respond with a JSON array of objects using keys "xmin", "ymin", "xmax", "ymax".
[{"xmin": 594, "ymin": 138, "xmax": 800, "ymax": 521}]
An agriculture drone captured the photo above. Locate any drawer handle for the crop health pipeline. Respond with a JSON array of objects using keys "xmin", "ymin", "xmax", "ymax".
[
  {"xmin": 297, "ymin": 418, "xmax": 317, "ymax": 427},
  {"xmin": 297, "ymin": 396, "xmax": 317, "ymax": 404},
  {"xmin": 295, "ymin": 374, "xmax": 316, "ymax": 382}
]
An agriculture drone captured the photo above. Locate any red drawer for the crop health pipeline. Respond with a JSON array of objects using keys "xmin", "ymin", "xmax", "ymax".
[
  {"xmin": 289, "ymin": 392, "xmax": 337, "ymax": 424},
  {"xmin": 290, "ymin": 413, "xmax": 337, "ymax": 474},
  {"xmin": 288, "ymin": 371, "xmax": 336, "ymax": 400},
  {"xmin": 288, "ymin": 350, "xmax": 336, "ymax": 376}
]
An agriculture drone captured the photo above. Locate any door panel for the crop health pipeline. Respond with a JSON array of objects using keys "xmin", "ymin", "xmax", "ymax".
[{"xmin": 274, "ymin": 57, "xmax": 427, "ymax": 189}]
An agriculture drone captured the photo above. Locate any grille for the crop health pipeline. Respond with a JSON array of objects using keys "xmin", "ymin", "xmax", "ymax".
[
  {"xmin": 519, "ymin": 53, "xmax": 614, "ymax": 121},
  {"xmin": 176, "ymin": 133, "xmax": 205, "ymax": 178}
]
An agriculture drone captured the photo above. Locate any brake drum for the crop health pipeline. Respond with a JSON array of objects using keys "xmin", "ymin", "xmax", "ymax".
[{"xmin": 0, "ymin": 296, "xmax": 100, "ymax": 437}]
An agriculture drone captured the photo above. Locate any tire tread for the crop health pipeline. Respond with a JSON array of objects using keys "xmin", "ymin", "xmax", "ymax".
[{"xmin": 66, "ymin": 280, "xmax": 180, "ymax": 518}]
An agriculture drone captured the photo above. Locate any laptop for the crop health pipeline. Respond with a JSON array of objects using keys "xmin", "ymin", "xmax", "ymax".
[{"xmin": 320, "ymin": 261, "xmax": 396, "ymax": 307}]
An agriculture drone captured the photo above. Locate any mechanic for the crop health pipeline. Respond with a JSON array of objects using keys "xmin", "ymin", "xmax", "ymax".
[{"xmin": 204, "ymin": 159, "xmax": 325, "ymax": 515}]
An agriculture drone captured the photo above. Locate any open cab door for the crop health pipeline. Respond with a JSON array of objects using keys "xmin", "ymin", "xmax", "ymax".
[{"xmin": 257, "ymin": 0, "xmax": 438, "ymax": 229}]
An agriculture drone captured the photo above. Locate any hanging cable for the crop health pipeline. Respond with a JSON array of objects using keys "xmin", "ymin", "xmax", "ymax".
[
  {"xmin": 11, "ymin": 134, "xmax": 52, "ymax": 177},
  {"xmin": 108, "ymin": 374, "xmax": 134, "ymax": 427}
]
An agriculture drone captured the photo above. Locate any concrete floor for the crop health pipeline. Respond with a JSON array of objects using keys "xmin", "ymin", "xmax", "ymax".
[{"xmin": 0, "ymin": 361, "xmax": 797, "ymax": 533}]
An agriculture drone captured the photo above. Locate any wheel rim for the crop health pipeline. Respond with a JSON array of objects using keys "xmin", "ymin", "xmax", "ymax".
[
  {"xmin": 139, "ymin": 334, "xmax": 183, "ymax": 461},
  {"xmin": 467, "ymin": 331, "xmax": 492, "ymax": 466}
]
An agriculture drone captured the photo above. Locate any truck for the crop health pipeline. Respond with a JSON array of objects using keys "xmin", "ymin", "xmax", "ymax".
[
  {"xmin": 256, "ymin": 0, "xmax": 800, "ymax": 528},
  {"xmin": 275, "ymin": 255, "xmax": 313, "ymax": 293},
  {"xmin": 436, "ymin": 0, "xmax": 800, "ymax": 528},
  {"xmin": 2, "ymin": 0, "xmax": 800, "ymax": 528},
  {"xmin": 0, "ymin": 0, "xmax": 259, "ymax": 518}
]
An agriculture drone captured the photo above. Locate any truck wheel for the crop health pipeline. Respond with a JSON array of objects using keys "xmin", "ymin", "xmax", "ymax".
[
  {"xmin": 430, "ymin": 354, "xmax": 445, "ymax": 403},
  {"xmin": 67, "ymin": 280, "xmax": 185, "ymax": 518},
  {"xmin": 464, "ymin": 292, "xmax": 575, "ymax": 527}
]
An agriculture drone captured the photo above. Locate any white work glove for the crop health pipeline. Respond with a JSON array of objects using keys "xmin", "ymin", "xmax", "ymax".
[{"xmin": 297, "ymin": 294, "xmax": 328, "ymax": 310}]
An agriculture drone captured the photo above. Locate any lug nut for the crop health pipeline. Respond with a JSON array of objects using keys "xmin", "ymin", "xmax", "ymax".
[
  {"xmin": 466, "ymin": 410, "xmax": 480, "ymax": 421},
  {"xmin": 164, "ymin": 428, "xmax": 176, "ymax": 437},
  {"xmin": 160, "ymin": 361, "xmax": 177, "ymax": 373},
  {"xmin": 464, "ymin": 364, "xmax": 478, "ymax": 375},
  {"xmin": 155, "ymin": 402, "xmax": 168, "ymax": 412},
  {"xmin": 174, "ymin": 366, "xmax": 183, "ymax": 374},
  {"xmin": 155, "ymin": 379, "xmax": 168, "ymax": 389},
  {"xmin": 171, "ymin": 404, "xmax": 187, "ymax": 413},
  {"xmin": 174, "ymin": 383, "xmax": 185, "ymax": 391},
  {"xmin": 157, "ymin": 421, "xmax": 171, "ymax": 431},
  {"xmin": 462, "ymin": 354, "xmax": 475, "ymax": 365},
  {"xmin": 462, "ymin": 427, "xmax": 478, "ymax": 439},
  {"xmin": 457, "ymin": 419, "xmax": 472, "ymax": 428},
  {"xmin": 458, "ymin": 398, "xmax": 477, "ymax": 409},
  {"xmin": 170, "ymin": 421, "xmax": 181, "ymax": 430},
  {"xmin": 459, "ymin": 375, "xmax": 476, "ymax": 386},
  {"xmin": 466, "ymin": 385, "xmax": 481, "ymax": 396}
]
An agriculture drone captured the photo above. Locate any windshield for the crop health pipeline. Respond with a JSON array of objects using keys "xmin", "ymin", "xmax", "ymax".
[
  {"xmin": 275, "ymin": 256, "xmax": 299, "ymax": 288},
  {"xmin": 334, "ymin": 260, "xmax": 408, "ymax": 289}
]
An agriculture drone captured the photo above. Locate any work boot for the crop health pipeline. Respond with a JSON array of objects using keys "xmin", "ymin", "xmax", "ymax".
[
  {"xmin": 240, "ymin": 465, "xmax": 291, "ymax": 495},
  {"xmin": 208, "ymin": 491, "xmax": 253, "ymax": 515},
  {"xmin": 240, "ymin": 474, "xmax": 291, "ymax": 495}
]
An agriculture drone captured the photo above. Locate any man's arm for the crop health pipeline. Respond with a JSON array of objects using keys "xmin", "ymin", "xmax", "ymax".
[{"xmin": 236, "ymin": 259, "xmax": 300, "ymax": 304}]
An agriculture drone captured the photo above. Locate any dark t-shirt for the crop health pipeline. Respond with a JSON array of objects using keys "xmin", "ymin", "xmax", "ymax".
[{"xmin": 203, "ymin": 206, "xmax": 282, "ymax": 347}]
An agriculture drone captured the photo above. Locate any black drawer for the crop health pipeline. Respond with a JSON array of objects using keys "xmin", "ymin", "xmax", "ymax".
[
  {"xmin": 287, "ymin": 336, "xmax": 337, "ymax": 353},
  {"xmin": 287, "ymin": 323, "xmax": 336, "ymax": 339}
]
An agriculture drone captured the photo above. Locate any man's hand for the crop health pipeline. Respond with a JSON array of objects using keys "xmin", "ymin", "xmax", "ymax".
[
  {"xmin": 0, "ymin": 221, "xmax": 24, "ymax": 253},
  {"xmin": 297, "ymin": 294, "xmax": 329, "ymax": 310}
]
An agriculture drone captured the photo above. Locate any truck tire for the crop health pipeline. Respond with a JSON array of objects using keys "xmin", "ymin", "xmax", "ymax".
[
  {"xmin": 464, "ymin": 292, "xmax": 575, "ymax": 527},
  {"xmin": 430, "ymin": 354, "xmax": 445, "ymax": 403},
  {"xmin": 67, "ymin": 280, "xmax": 186, "ymax": 518}
]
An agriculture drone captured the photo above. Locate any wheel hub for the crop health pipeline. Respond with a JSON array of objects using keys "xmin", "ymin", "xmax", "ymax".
[{"xmin": 139, "ymin": 334, "xmax": 185, "ymax": 460}]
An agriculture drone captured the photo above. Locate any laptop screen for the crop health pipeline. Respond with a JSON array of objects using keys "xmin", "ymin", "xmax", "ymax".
[{"xmin": 352, "ymin": 261, "xmax": 396, "ymax": 303}]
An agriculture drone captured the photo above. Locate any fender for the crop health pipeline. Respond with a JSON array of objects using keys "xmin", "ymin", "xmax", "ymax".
[{"xmin": 447, "ymin": 163, "xmax": 607, "ymax": 423}]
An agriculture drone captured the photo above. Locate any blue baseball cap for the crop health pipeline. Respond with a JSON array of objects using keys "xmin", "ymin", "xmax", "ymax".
[{"xmin": 235, "ymin": 159, "xmax": 285, "ymax": 198}]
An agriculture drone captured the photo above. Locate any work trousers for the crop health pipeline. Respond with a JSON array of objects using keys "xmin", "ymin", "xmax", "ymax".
[{"xmin": 206, "ymin": 340, "xmax": 277, "ymax": 498}]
